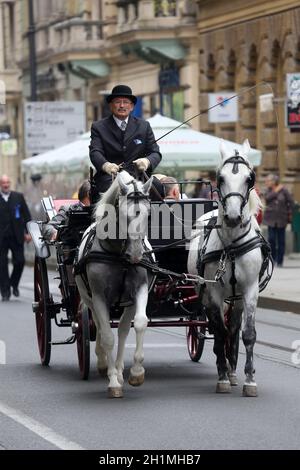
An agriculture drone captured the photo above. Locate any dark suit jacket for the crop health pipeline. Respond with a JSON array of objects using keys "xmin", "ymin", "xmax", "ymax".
[
  {"xmin": 0, "ymin": 191, "xmax": 32, "ymax": 245},
  {"xmin": 89, "ymin": 114, "xmax": 161, "ymax": 191}
]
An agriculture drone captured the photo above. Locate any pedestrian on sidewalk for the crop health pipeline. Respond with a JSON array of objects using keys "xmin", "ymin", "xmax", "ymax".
[
  {"xmin": 0, "ymin": 175, "xmax": 32, "ymax": 301},
  {"xmin": 263, "ymin": 174, "xmax": 294, "ymax": 267}
]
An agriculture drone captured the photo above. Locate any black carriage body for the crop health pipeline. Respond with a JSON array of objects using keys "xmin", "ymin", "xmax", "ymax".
[
  {"xmin": 146, "ymin": 198, "xmax": 217, "ymax": 319},
  {"xmin": 32, "ymin": 194, "xmax": 216, "ymax": 372}
]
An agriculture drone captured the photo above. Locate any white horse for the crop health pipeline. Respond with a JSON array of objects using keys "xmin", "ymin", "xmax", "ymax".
[
  {"xmin": 75, "ymin": 171, "xmax": 153, "ymax": 398},
  {"xmin": 188, "ymin": 139, "xmax": 271, "ymax": 397}
]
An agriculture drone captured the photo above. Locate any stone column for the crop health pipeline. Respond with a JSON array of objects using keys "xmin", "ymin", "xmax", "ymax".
[
  {"xmin": 0, "ymin": 3, "xmax": 5, "ymax": 71},
  {"xmin": 235, "ymin": 41, "xmax": 257, "ymax": 147},
  {"xmin": 198, "ymin": 41, "xmax": 215, "ymax": 134},
  {"xmin": 257, "ymin": 32, "xmax": 280, "ymax": 177},
  {"xmin": 214, "ymin": 40, "xmax": 236, "ymax": 143},
  {"xmin": 138, "ymin": 0, "xmax": 154, "ymax": 21},
  {"xmin": 181, "ymin": 39, "xmax": 199, "ymax": 129}
]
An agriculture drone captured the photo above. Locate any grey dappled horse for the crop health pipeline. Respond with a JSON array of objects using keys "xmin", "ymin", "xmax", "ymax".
[
  {"xmin": 188, "ymin": 139, "xmax": 264, "ymax": 397},
  {"xmin": 76, "ymin": 171, "xmax": 153, "ymax": 398}
]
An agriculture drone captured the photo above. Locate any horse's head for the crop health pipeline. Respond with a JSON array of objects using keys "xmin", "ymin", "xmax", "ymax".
[
  {"xmin": 117, "ymin": 172, "xmax": 152, "ymax": 264},
  {"xmin": 217, "ymin": 139, "xmax": 256, "ymax": 228}
]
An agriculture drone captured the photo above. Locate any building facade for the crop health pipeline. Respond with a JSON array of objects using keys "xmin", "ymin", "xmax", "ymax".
[
  {"xmin": 1, "ymin": 0, "xmax": 300, "ymax": 198},
  {"xmin": 0, "ymin": 0, "xmax": 22, "ymax": 187},
  {"xmin": 18, "ymin": 0, "xmax": 198, "ymax": 127},
  {"xmin": 197, "ymin": 0, "xmax": 300, "ymax": 199}
]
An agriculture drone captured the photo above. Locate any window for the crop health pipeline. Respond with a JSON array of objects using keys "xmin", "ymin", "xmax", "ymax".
[
  {"xmin": 154, "ymin": 0, "xmax": 177, "ymax": 17},
  {"xmin": 159, "ymin": 65, "xmax": 183, "ymax": 121}
]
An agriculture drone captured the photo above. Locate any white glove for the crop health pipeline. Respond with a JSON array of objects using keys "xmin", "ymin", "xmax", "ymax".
[
  {"xmin": 133, "ymin": 158, "xmax": 150, "ymax": 171},
  {"xmin": 102, "ymin": 162, "xmax": 120, "ymax": 175}
]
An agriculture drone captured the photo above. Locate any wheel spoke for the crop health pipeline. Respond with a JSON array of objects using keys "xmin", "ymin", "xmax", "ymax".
[{"xmin": 186, "ymin": 319, "xmax": 206, "ymax": 362}]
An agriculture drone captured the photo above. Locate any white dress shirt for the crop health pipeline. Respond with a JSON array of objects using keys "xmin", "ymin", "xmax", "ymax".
[
  {"xmin": 0, "ymin": 191, "xmax": 10, "ymax": 202},
  {"xmin": 113, "ymin": 115, "xmax": 129, "ymax": 130}
]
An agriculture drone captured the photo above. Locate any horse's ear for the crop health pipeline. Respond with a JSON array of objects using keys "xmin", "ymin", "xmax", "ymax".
[
  {"xmin": 242, "ymin": 138, "xmax": 251, "ymax": 156},
  {"xmin": 117, "ymin": 173, "xmax": 129, "ymax": 195},
  {"xmin": 142, "ymin": 176, "xmax": 153, "ymax": 195},
  {"xmin": 220, "ymin": 139, "xmax": 230, "ymax": 161}
]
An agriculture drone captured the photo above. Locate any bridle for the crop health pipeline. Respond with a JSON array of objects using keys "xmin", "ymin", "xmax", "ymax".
[
  {"xmin": 106, "ymin": 178, "xmax": 150, "ymax": 254},
  {"xmin": 215, "ymin": 150, "xmax": 256, "ymax": 215}
]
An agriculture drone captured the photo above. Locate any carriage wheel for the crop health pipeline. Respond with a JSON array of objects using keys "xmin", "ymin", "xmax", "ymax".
[
  {"xmin": 186, "ymin": 315, "xmax": 206, "ymax": 362},
  {"xmin": 34, "ymin": 257, "xmax": 51, "ymax": 366},
  {"xmin": 76, "ymin": 304, "xmax": 90, "ymax": 380}
]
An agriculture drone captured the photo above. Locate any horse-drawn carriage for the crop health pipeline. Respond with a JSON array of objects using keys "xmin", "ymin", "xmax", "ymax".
[
  {"xmin": 28, "ymin": 139, "xmax": 273, "ymax": 398},
  {"xmin": 28, "ymin": 184, "xmax": 217, "ymax": 381}
]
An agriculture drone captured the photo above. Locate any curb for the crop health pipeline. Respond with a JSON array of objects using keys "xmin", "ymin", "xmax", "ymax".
[{"xmin": 258, "ymin": 296, "xmax": 300, "ymax": 314}]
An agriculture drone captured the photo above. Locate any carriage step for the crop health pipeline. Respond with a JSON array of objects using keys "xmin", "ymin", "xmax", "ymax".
[
  {"xmin": 32, "ymin": 301, "xmax": 62, "ymax": 315},
  {"xmin": 51, "ymin": 335, "xmax": 76, "ymax": 345}
]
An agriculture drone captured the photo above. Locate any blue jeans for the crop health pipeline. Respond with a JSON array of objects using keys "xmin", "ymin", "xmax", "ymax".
[{"xmin": 268, "ymin": 226, "xmax": 286, "ymax": 265}]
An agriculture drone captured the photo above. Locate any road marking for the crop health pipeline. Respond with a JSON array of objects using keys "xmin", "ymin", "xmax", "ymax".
[
  {"xmin": 126, "ymin": 343, "xmax": 186, "ymax": 348},
  {"xmin": 0, "ymin": 401, "xmax": 84, "ymax": 450}
]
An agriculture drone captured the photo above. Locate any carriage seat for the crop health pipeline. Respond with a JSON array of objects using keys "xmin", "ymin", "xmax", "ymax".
[
  {"xmin": 41, "ymin": 196, "xmax": 92, "ymax": 248},
  {"xmin": 41, "ymin": 196, "xmax": 80, "ymax": 221},
  {"xmin": 148, "ymin": 198, "xmax": 218, "ymax": 273},
  {"xmin": 148, "ymin": 198, "xmax": 218, "ymax": 248}
]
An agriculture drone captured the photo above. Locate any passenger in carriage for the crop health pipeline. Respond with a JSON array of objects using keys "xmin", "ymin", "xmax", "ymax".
[
  {"xmin": 149, "ymin": 175, "xmax": 166, "ymax": 201},
  {"xmin": 192, "ymin": 171, "xmax": 217, "ymax": 200},
  {"xmin": 42, "ymin": 181, "xmax": 91, "ymax": 242},
  {"xmin": 152, "ymin": 174, "xmax": 184, "ymax": 201},
  {"xmin": 89, "ymin": 85, "xmax": 161, "ymax": 200},
  {"xmin": 160, "ymin": 176, "xmax": 181, "ymax": 201}
]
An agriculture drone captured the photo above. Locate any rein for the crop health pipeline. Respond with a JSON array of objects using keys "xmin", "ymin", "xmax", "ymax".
[{"xmin": 74, "ymin": 248, "xmax": 214, "ymax": 286}]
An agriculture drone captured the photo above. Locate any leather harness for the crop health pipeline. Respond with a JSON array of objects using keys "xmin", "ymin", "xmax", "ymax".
[{"xmin": 197, "ymin": 152, "xmax": 273, "ymax": 302}]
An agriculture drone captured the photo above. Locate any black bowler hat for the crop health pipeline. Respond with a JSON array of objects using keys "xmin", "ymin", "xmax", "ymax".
[{"xmin": 106, "ymin": 85, "xmax": 137, "ymax": 105}]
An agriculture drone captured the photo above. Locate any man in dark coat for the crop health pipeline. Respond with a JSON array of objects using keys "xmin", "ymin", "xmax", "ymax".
[
  {"xmin": 89, "ymin": 85, "xmax": 161, "ymax": 198},
  {"xmin": 0, "ymin": 175, "xmax": 31, "ymax": 301},
  {"xmin": 263, "ymin": 174, "xmax": 294, "ymax": 267}
]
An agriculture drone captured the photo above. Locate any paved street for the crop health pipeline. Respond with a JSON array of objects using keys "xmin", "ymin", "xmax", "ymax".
[{"xmin": 0, "ymin": 266, "xmax": 299, "ymax": 450}]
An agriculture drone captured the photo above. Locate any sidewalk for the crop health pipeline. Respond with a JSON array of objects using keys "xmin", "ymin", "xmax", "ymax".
[{"xmin": 258, "ymin": 253, "xmax": 300, "ymax": 314}]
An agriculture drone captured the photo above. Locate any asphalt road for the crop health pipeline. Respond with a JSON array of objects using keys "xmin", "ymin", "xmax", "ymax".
[{"xmin": 0, "ymin": 266, "xmax": 299, "ymax": 450}]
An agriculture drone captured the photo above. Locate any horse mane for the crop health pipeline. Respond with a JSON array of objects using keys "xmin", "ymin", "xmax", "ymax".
[
  {"xmin": 94, "ymin": 170, "xmax": 134, "ymax": 219},
  {"xmin": 249, "ymin": 188, "xmax": 263, "ymax": 217}
]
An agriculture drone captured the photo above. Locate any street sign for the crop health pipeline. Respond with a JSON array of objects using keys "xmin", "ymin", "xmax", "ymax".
[
  {"xmin": 208, "ymin": 92, "xmax": 238, "ymax": 123},
  {"xmin": 286, "ymin": 73, "xmax": 300, "ymax": 129},
  {"xmin": 24, "ymin": 101, "xmax": 86, "ymax": 156}
]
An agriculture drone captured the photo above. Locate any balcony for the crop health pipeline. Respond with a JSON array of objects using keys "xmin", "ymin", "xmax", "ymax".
[
  {"xmin": 116, "ymin": 0, "xmax": 196, "ymax": 33},
  {"xmin": 53, "ymin": 18, "xmax": 104, "ymax": 54}
]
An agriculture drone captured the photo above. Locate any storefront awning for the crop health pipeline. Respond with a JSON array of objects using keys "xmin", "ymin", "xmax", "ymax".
[
  {"xmin": 122, "ymin": 39, "xmax": 186, "ymax": 64},
  {"xmin": 69, "ymin": 59, "xmax": 110, "ymax": 79}
]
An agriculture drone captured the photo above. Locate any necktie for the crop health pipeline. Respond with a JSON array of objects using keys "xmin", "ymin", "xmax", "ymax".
[{"xmin": 120, "ymin": 120, "xmax": 126, "ymax": 131}]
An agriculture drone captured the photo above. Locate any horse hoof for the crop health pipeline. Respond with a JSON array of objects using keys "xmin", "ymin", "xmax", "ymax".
[
  {"xmin": 108, "ymin": 387, "xmax": 123, "ymax": 398},
  {"xmin": 228, "ymin": 373, "xmax": 238, "ymax": 386},
  {"xmin": 128, "ymin": 373, "xmax": 145, "ymax": 387},
  {"xmin": 243, "ymin": 383, "xmax": 257, "ymax": 397},
  {"xmin": 98, "ymin": 367, "xmax": 107, "ymax": 377},
  {"xmin": 216, "ymin": 380, "xmax": 231, "ymax": 393}
]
